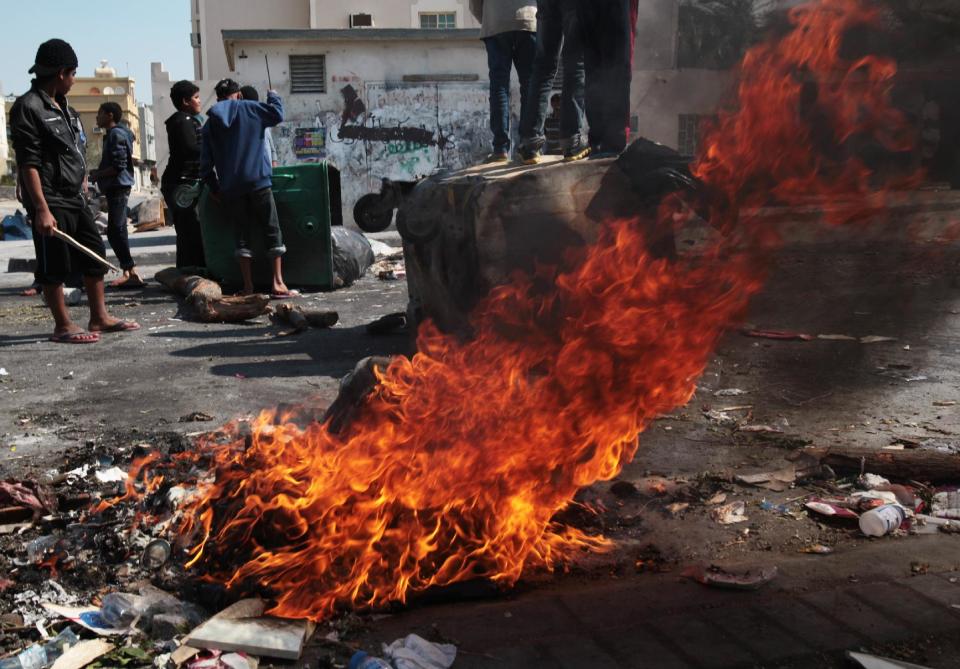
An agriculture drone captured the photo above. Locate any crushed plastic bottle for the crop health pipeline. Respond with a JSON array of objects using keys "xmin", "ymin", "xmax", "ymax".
[
  {"xmin": 0, "ymin": 628, "xmax": 79, "ymax": 669},
  {"xmin": 348, "ymin": 651, "xmax": 392, "ymax": 669}
]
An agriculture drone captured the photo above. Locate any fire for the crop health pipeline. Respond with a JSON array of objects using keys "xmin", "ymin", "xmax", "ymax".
[{"xmin": 123, "ymin": 0, "xmax": 915, "ymax": 620}]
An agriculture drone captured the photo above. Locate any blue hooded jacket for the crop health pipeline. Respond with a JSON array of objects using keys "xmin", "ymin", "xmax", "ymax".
[
  {"xmin": 97, "ymin": 124, "xmax": 136, "ymax": 191},
  {"xmin": 200, "ymin": 91, "xmax": 283, "ymax": 196}
]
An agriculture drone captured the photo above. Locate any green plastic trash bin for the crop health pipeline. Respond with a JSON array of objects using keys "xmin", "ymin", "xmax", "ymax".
[{"xmin": 199, "ymin": 163, "xmax": 341, "ymax": 289}]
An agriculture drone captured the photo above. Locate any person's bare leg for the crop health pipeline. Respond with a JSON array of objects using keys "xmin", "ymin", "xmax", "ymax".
[
  {"xmin": 271, "ymin": 256, "xmax": 289, "ymax": 295},
  {"xmin": 42, "ymin": 284, "xmax": 82, "ymax": 337},
  {"xmin": 85, "ymin": 275, "xmax": 123, "ymax": 330},
  {"xmin": 239, "ymin": 257, "xmax": 254, "ymax": 295}
]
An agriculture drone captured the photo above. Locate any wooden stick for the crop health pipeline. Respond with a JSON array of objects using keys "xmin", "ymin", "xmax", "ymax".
[{"xmin": 52, "ymin": 228, "xmax": 121, "ymax": 273}]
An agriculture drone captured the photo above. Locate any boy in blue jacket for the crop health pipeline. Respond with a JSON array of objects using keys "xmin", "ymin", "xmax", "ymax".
[
  {"xmin": 91, "ymin": 101, "xmax": 143, "ymax": 288},
  {"xmin": 200, "ymin": 78, "xmax": 293, "ymax": 297}
]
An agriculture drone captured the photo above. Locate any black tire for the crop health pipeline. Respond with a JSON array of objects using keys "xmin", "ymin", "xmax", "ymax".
[{"xmin": 353, "ymin": 193, "xmax": 394, "ymax": 233}]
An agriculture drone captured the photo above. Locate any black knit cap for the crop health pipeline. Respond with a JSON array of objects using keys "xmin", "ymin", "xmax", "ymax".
[
  {"xmin": 215, "ymin": 78, "xmax": 241, "ymax": 99},
  {"xmin": 29, "ymin": 38, "xmax": 79, "ymax": 75}
]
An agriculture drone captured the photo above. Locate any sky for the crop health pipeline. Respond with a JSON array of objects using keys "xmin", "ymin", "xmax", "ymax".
[{"xmin": 0, "ymin": 1, "xmax": 195, "ymax": 103}]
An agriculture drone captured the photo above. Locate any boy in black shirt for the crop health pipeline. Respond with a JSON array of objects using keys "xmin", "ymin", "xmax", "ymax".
[{"xmin": 10, "ymin": 39, "xmax": 139, "ymax": 343}]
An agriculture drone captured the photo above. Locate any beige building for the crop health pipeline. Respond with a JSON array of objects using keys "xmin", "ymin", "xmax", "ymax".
[
  {"xmin": 70, "ymin": 61, "xmax": 142, "ymax": 179},
  {"xmin": 191, "ymin": 0, "xmax": 478, "ymax": 81}
]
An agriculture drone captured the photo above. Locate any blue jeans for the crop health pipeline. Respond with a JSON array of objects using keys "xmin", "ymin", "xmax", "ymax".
[
  {"xmin": 484, "ymin": 31, "xmax": 537, "ymax": 154},
  {"xmin": 519, "ymin": 0, "xmax": 585, "ymax": 151},
  {"xmin": 105, "ymin": 187, "xmax": 135, "ymax": 270}
]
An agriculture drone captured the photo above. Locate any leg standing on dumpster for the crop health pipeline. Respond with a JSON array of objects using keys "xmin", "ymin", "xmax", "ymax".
[
  {"xmin": 90, "ymin": 101, "xmax": 144, "ymax": 288},
  {"xmin": 200, "ymin": 78, "xmax": 293, "ymax": 298},
  {"xmin": 578, "ymin": 0, "xmax": 639, "ymax": 158},
  {"xmin": 161, "ymin": 80, "xmax": 206, "ymax": 269},
  {"xmin": 517, "ymin": 0, "xmax": 588, "ymax": 164},
  {"xmin": 470, "ymin": 0, "xmax": 538, "ymax": 163},
  {"xmin": 9, "ymin": 38, "xmax": 139, "ymax": 343}
]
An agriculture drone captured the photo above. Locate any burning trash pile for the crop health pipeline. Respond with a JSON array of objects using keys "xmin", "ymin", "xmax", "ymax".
[{"xmin": 1, "ymin": 0, "xmax": 953, "ymax": 666}]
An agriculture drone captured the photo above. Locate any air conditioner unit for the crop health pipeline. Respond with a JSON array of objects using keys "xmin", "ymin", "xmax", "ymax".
[
  {"xmin": 190, "ymin": 32, "xmax": 201, "ymax": 48},
  {"xmin": 349, "ymin": 13, "xmax": 373, "ymax": 28}
]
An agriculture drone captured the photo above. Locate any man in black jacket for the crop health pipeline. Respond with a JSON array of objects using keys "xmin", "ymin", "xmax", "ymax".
[
  {"xmin": 161, "ymin": 80, "xmax": 206, "ymax": 268},
  {"xmin": 10, "ymin": 39, "xmax": 138, "ymax": 343}
]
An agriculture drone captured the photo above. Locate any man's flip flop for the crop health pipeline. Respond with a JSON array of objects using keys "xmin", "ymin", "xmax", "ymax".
[
  {"xmin": 97, "ymin": 321, "xmax": 142, "ymax": 333},
  {"xmin": 50, "ymin": 331, "xmax": 100, "ymax": 344},
  {"xmin": 270, "ymin": 290, "xmax": 300, "ymax": 300},
  {"xmin": 110, "ymin": 278, "xmax": 146, "ymax": 289}
]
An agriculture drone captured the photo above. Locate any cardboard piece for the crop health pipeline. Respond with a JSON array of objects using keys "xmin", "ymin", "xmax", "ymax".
[
  {"xmin": 42, "ymin": 603, "xmax": 127, "ymax": 636},
  {"xmin": 183, "ymin": 599, "xmax": 311, "ymax": 661},
  {"xmin": 50, "ymin": 639, "xmax": 114, "ymax": 669}
]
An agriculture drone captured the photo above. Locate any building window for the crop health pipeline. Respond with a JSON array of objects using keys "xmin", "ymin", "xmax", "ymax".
[
  {"xmin": 289, "ymin": 55, "xmax": 327, "ymax": 94},
  {"xmin": 420, "ymin": 12, "xmax": 456, "ymax": 29}
]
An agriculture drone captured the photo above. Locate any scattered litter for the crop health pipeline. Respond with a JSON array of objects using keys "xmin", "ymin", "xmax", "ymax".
[
  {"xmin": 1, "ymin": 627, "xmax": 79, "ymax": 669},
  {"xmin": 683, "ymin": 564, "xmax": 778, "ymax": 590},
  {"xmin": 381, "ymin": 633, "xmax": 457, "ymax": 669},
  {"xmin": 804, "ymin": 499, "xmax": 859, "ymax": 519},
  {"xmin": 798, "ymin": 544, "xmax": 834, "ymax": 555},
  {"xmin": 94, "ymin": 467, "xmax": 127, "ymax": 483},
  {"xmin": 742, "ymin": 329, "xmax": 814, "ymax": 341},
  {"xmin": 49, "ymin": 638, "xmax": 114, "ymax": 669},
  {"xmin": 0, "ymin": 368, "xmax": 8, "ymax": 376},
  {"xmin": 817, "ymin": 334, "xmax": 857, "ymax": 341},
  {"xmin": 859, "ymin": 504, "xmax": 907, "ymax": 537},
  {"xmin": 711, "ymin": 501, "xmax": 748, "ymax": 525},
  {"xmin": 180, "ymin": 412, "xmax": 215, "ymax": 423},
  {"xmin": 759, "ymin": 500, "xmax": 796, "ymax": 517},
  {"xmin": 141, "ymin": 539, "xmax": 172, "ymax": 570},
  {"xmin": 184, "ymin": 598, "xmax": 312, "ymax": 661},
  {"xmin": 904, "ymin": 375, "xmax": 928, "ymax": 383},
  {"xmin": 665, "ymin": 502, "xmax": 689, "ymax": 516},
  {"xmin": 933, "ymin": 400, "xmax": 957, "ymax": 407},
  {"xmin": 846, "ymin": 650, "xmax": 932, "ymax": 669},
  {"xmin": 737, "ymin": 424, "xmax": 783, "ymax": 434},
  {"xmin": 42, "ymin": 603, "xmax": 127, "ymax": 636},
  {"xmin": 713, "ymin": 388, "xmax": 749, "ymax": 397},
  {"xmin": 705, "ymin": 492, "xmax": 727, "ymax": 505},
  {"xmin": 859, "ymin": 335, "xmax": 898, "ymax": 344},
  {"xmin": 736, "ymin": 466, "xmax": 797, "ymax": 492}
]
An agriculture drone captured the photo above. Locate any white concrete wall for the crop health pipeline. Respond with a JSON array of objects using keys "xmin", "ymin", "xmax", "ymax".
[
  {"xmin": 193, "ymin": 0, "xmax": 311, "ymax": 80},
  {"xmin": 308, "ymin": 0, "xmax": 479, "ymax": 29},
  {"xmin": 232, "ymin": 38, "xmax": 497, "ymax": 224},
  {"xmin": 0, "ymin": 83, "xmax": 8, "ymax": 177},
  {"xmin": 138, "ymin": 104, "xmax": 157, "ymax": 163}
]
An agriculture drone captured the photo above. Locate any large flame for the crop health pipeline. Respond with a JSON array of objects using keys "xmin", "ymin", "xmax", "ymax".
[{"xmin": 132, "ymin": 0, "xmax": 916, "ymax": 620}]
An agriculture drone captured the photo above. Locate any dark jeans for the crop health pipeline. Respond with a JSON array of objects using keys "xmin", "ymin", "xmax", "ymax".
[
  {"xmin": 104, "ymin": 187, "xmax": 135, "ymax": 270},
  {"xmin": 484, "ymin": 31, "xmax": 537, "ymax": 154},
  {"xmin": 519, "ymin": 0, "xmax": 585, "ymax": 151},
  {"xmin": 162, "ymin": 184, "xmax": 206, "ymax": 269},
  {"xmin": 578, "ymin": 0, "xmax": 635, "ymax": 153},
  {"xmin": 224, "ymin": 187, "xmax": 285, "ymax": 259}
]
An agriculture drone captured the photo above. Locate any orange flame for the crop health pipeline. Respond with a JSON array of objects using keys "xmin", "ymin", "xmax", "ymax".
[{"xmin": 133, "ymin": 0, "xmax": 915, "ymax": 620}]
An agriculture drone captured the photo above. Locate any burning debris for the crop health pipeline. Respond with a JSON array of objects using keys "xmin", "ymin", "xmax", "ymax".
[{"xmin": 105, "ymin": 0, "xmax": 925, "ymax": 622}]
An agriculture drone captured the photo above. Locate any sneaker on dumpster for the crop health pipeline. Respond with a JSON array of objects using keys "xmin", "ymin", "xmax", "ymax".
[
  {"xmin": 517, "ymin": 146, "xmax": 542, "ymax": 165},
  {"xmin": 563, "ymin": 140, "xmax": 591, "ymax": 162},
  {"xmin": 482, "ymin": 152, "xmax": 510, "ymax": 164}
]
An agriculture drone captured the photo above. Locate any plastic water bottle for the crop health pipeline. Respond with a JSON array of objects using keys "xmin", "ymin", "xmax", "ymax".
[
  {"xmin": 347, "ymin": 651, "xmax": 392, "ymax": 669},
  {"xmin": 859, "ymin": 504, "xmax": 907, "ymax": 537},
  {"xmin": 99, "ymin": 592, "xmax": 140, "ymax": 628},
  {"xmin": 0, "ymin": 628, "xmax": 79, "ymax": 669}
]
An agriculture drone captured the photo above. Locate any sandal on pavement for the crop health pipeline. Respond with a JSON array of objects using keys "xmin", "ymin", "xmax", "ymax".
[
  {"xmin": 50, "ymin": 331, "xmax": 100, "ymax": 344},
  {"xmin": 270, "ymin": 289, "xmax": 301, "ymax": 300},
  {"xmin": 95, "ymin": 320, "xmax": 142, "ymax": 333},
  {"xmin": 110, "ymin": 276, "xmax": 146, "ymax": 289}
]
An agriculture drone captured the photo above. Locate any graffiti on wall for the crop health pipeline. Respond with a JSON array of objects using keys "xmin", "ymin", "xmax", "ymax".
[
  {"xmin": 272, "ymin": 79, "xmax": 495, "ymax": 225},
  {"xmin": 293, "ymin": 127, "xmax": 326, "ymax": 160}
]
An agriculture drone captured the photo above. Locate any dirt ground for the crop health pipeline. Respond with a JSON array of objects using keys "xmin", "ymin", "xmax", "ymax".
[{"xmin": 1, "ymin": 196, "xmax": 960, "ymax": 667}]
